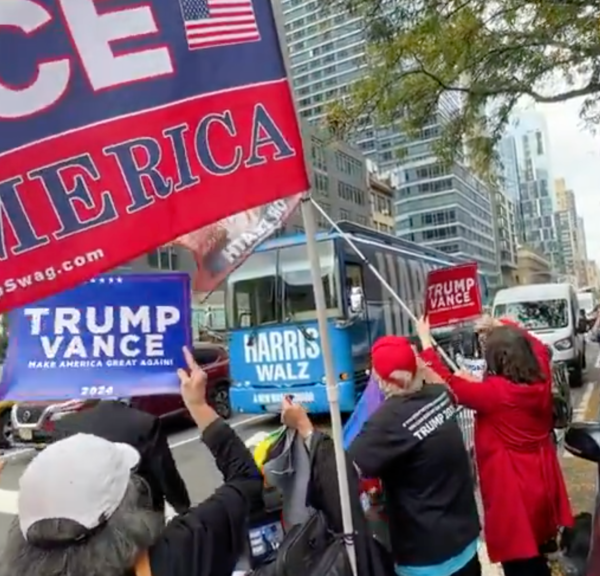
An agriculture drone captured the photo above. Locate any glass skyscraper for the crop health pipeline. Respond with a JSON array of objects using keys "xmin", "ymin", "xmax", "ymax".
[{"xmin": 280, "ymin": 0, "xmax": 500, "ymax": 284}]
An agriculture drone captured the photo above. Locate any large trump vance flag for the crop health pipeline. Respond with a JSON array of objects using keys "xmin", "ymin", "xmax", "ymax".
[{"xmin": 0, "ymin": 0, "xmax": 309, "ymax": 312}]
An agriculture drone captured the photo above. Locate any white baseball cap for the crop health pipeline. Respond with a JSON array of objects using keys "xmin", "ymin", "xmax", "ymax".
[{"xmin": 18, "ymin": 433, "xmax": 140, "ymax": 540}]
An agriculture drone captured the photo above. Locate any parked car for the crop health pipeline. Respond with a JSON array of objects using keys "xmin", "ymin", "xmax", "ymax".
[
  {"xmin": 10, "ymin": 343, "xmax": 230, "ymax": 448},
  {"xmin": 0, "ymin": 400, "xmax": 14, "ymax": 448}
]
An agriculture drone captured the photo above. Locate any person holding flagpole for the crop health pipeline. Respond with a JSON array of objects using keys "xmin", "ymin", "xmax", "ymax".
[
  {"xmin": 416, "ymin": 316, "xmax": 573, "ymax": 576},
  {"xmin": 348, "ymin": 335, "xmax": 482, "ymax": 576}
]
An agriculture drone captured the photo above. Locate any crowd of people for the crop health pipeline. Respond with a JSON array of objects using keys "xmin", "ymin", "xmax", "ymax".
[{"xmin": 0, "ymin": 316, "xmax": 576, "ymax": 576}]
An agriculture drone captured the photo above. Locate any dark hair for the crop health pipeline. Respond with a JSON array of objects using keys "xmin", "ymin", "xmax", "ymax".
[
  {"xmin": 484, "ymin": 325, "xmax": 544, "ymax": 384},
  {"xmin": 0, "ymin": 476, "xmax": 164, "ymax": 576}
]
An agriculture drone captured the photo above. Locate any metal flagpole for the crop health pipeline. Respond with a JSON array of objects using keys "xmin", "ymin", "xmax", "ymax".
[
  {"xmin": 310, "ymin": 198, "xmax": 459, "ymax": 371},
  {"xmin": 267, "ymin": 2, "xmax": 357, "ymax": 572},
  {"xmin": 300, "ymin": 196, "xmax": 358, "ymax": 575}
]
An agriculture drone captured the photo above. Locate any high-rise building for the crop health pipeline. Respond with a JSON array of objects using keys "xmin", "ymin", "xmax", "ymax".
[
  {"xmin": 367, "ymin": 161, "xmax": 395, "ymax": 234},
  {"xmin": 386, "ymin": 164, "xmax": 500, "ymax": 285},
  {"xmin": 492, "ymin": 190, "xmax": 518, "ymax": 286},
  {"xmin": 283, "ymin": 124, "xmax": 371, "ymax": 232},
  {"xmin": 497, "ymin": 136, "xmax": 522, "ymax": 203},
  {"xmin": 587, "ymin": 260, "xmax": 600, "ymax": 290},
  {"xmin": 576, "ymin": 216, "xmax": 589, "ymax": 286},
  {"xmin": 554, "ymin": 178, "xmax": 589, "ymax": 287},
  {"xmin": 279, "ymin": 0, "xmax": 500, "ymax": 286},
  {"xmin": 516, "ymin": 247, "xmax": 553, "ymax": 284},
  {"xmin": 509, "ymin": 110, "xmax": 560, "ymax": 270}
]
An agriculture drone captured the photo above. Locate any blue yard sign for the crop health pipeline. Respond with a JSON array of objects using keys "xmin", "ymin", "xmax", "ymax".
[{"xmin": 0, "ymin": 273, "xmax": 191, "ymax": 401}]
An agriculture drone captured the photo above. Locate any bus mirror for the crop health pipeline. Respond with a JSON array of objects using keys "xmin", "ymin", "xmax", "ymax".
[{"xmin": 350, "ymin": 286, "xmax": 364, "ymax": 314}]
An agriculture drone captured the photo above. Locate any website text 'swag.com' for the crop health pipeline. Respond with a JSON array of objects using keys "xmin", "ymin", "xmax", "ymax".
[{"xmin": 0, "ymin": 249, "xmax": 105, "ymax": 299}]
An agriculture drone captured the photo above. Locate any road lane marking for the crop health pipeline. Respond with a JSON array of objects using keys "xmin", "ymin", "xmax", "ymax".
[
  {"xmin": 0, "ymin": 421, "xmax": 274, "ymax": 517},
  {"xmin": 0, "ymin": 448, "xmax": 35, "ymax": 462},
  {"xmin": 0, "ymin": 414, "xmax": 275, "ymax": 462},
  {"xmin": 169, "ymin": 414, "xmax": 274, "ymax": 449},
  {"xmin": 0, "ymin": 488, "xmax": 17, "ymax": 515}
]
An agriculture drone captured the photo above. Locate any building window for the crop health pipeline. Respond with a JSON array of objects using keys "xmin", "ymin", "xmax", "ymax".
[
  {"xmin": 148, "ymin": 246, "xmax": 179, "ymax": 270},
  {"xmin": 313, "ymin": 172, "xmax": 329, "ymax": 195},
  {"xmin": 335, "ymin": 151, "xmax": 363, "ymax": 178},
  {"xmin": 339, "ymin": 208, "xmax": 351, "ymax": 220},
  {"xmin": 338, "ymin": 181, "xmax": 366, "ymax": 205},
  {"xmin": 535, "ymin": 131, "xmax": 544, "ymax": 155},
  {"xmin": 310, "ymin": 138, "xmax": 327, "ymax": 171}
]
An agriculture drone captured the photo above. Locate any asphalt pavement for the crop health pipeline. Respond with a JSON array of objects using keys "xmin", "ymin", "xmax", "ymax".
[{"xmin": 0, "ymin": 344, "xmax": 599, "ymax": 558}]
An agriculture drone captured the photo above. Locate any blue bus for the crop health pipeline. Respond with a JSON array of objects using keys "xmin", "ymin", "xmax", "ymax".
[{"xmin": 226, "ymin": 222, "xmax": 488, "ymax": 414}]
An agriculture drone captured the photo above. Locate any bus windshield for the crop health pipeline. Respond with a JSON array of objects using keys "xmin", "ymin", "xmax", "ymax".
[{"xmin": 226, "ymin": 240, "xmax": 340, "ymax": 329}]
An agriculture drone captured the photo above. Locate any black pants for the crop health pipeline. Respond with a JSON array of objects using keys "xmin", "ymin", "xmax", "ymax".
[
  {"xmin": 502, "ymin": 555, "xmax": 551, "ymax": 576},
  {"xmin": 453, "ymin": 554, "xmax": 481, "ymax": 576}
]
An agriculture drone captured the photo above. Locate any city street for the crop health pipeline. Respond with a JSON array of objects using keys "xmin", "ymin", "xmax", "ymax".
[{"xmin": 0, "ymin": 344, "xmax": 599, "ymax": 560}]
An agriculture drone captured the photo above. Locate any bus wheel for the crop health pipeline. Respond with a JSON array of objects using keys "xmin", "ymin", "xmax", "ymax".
[{"xmin": 210, "ymin": 383, "xmax": 232, "ymax": 420}]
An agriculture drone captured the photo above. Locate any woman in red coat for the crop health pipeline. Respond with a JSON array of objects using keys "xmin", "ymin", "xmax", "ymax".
[{"xmin": 416, "ymin": 316, "xmax": 572, "ymax": 576}]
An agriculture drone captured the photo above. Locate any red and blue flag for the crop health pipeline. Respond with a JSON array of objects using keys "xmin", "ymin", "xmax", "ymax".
[{"xmin": 0, "ymin": 0, "xmax": 308, "ymax": 312}]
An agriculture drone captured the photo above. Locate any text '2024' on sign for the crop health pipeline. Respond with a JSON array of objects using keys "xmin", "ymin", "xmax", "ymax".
[{"xmin": 0, "ymin": 0, "xmax": 309, "ymax": 311}]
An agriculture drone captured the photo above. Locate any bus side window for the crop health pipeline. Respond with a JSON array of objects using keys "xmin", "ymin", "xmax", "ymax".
[{"xmin": 345, "ymin": 263, "xmax": 365, "ymax": 313}]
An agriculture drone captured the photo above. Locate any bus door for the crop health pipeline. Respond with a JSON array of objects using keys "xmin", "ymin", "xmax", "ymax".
[{"xmin": 340, "ymin": 253, "xmax": 373, "ymax": 383}]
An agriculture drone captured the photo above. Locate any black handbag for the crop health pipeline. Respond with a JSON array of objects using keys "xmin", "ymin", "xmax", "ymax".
[
  {"xmin": 307, "ymin": 537, "xmax": 352, "ymax": 576},
  {"xmin": 274, "ymin": 511, "xmax": 332, "ymax": 576}
]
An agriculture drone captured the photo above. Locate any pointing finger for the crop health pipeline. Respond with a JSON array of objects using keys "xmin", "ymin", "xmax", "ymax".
[{"xmin": 182, "ymin": 346, "xmax": 196, "ymax": 371}]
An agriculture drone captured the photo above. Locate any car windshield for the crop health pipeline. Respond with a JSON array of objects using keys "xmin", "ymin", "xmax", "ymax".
[{"xmin": 493, "ymin": 300, "xmax": 569, "ymax": 330}]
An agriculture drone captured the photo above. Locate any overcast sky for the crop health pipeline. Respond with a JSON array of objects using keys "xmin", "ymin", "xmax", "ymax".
[{"xmin": 536, "ymin": 98, "xmax": 600, "ymax": 265}]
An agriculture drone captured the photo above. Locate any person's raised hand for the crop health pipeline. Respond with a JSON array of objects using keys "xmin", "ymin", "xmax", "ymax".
[
  {"xmin": 177, "ymin": 346, "xmax": 208, "ymax": 409},
  {"xmin": 416, "ymin": 316, "xmax": 432, "ymax": 346},
  {"xmin": 475, "ymin": 314, "xmax": 504, "ymax": 334},
  {"xmin": 281, "ymin": 397, "xmax": 313, "ymax": 438},
  {"xmin": 417, "ymin": 357, "xmax": 446, "ymax": 384},
  {"xmin": 455, "ymin": 369, "xmax": 482, "ymax": 382}
]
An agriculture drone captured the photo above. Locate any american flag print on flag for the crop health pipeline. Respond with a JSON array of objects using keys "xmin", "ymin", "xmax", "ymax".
[{"xmin": 179, "ymin": 0, "xmax": 260, "ymax": 50}]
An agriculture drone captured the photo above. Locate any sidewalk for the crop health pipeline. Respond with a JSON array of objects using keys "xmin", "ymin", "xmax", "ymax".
[{"xmin": 480, "ymin": 383, "xmax": 600, "ymax": 575}]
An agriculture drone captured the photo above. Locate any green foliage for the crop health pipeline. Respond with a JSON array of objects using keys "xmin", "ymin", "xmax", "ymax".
[{"xmin": 324, "ymin": 0, "xmax": 600, "ymax": 176}]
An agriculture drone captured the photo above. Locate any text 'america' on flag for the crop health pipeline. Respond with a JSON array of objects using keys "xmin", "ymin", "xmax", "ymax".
[{"xmin": 180, "ymin": 0, "xmax": 260, "ymax": 50}]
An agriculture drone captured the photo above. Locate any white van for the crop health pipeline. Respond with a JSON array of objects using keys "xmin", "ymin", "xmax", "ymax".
[
  {"xmin": 492, "ymin": 283, "xmax": 586, "ymax": 387},
  {"xmin": 577, "ymin": 291, "xmax": 597, "ymax": 320}
]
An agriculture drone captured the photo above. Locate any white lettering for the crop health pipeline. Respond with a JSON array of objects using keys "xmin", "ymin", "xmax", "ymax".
[
  {"xmin": 255, "ymin": 360, "xmax": 311, "ymax": 382},
  {"xmin": 121, "ymin": 335, "xmax": 141, "ymax": 357},
  {"xmin": 54, "ymin": 307, "xmax": 81, "ymax": 334},
  {"xmin": 120, "ymin": 306, "xmax": 151, "ymax": 333},
  {"xmin": 156, "ymin": 306, "xmax": 180, "ymax": 333},
  {"xmin": 86, "ymin": 307, "xmax": 114, "ymax": 334},
  {"xmin": 0, "ymin": 1, "xmax": 70, "ymax": 118},
  {"xmin": 64, "ymin": 336, "xmax": 87, "ymax": 358},
  {"xmin": 145, "ymin": 334, "xmax": 164, "ymax": 356},
  {"xmin": 252, "ymin": 392, "xmax": 315, "ymax": 404},
  {"xmin": 23, "ymin": 307, "xmax": 50, "ymax": 336},
  {"xmin": 0, "ymin": 0, "xmax": 173, "ymax": 118},
  {"xmin": 40, "ymin": 335, "xmax": 64, "ymax": 359},
  {"xmin": 244, "ymin": 329, "xmax": 321, "ymax": 366}
]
